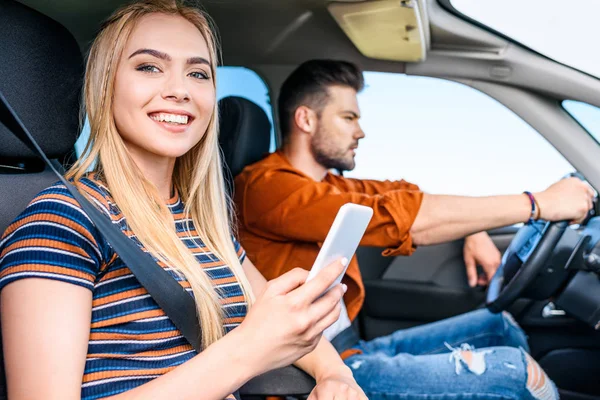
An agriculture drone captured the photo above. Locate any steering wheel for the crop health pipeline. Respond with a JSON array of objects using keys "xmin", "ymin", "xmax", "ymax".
[{"xmin": 486, "ymin": 220, "xmax": 568, "ymax": 313}]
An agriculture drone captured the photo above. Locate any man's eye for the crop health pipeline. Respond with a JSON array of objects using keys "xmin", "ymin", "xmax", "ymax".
[
  {"xmin": 189, "ymin": 71, "xmax": 210, "ymax": 80},
  {"xmin": 136, "ymin": 64, "xmax": 160, "ymax": 73}
]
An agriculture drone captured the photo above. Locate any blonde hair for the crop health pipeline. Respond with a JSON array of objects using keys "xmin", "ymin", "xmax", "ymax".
[{"xmin": 67, "ymin": 0, "xmax": 254, "ymax": 349}]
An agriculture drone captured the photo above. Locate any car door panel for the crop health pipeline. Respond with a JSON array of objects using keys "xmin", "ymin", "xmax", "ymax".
[{"xmin": 357, "ymin": 227, "xmax": 517, "ymax": 339}]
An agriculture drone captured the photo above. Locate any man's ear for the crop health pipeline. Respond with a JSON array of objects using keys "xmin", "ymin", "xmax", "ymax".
[{"xmin": 293, "ymin": 106, "xmax": 318, "ymax": 135}]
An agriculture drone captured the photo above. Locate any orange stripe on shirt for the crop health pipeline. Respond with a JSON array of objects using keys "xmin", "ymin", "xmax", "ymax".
[
  {"xmin": 90, "ymin": 309, "xmax": 166, "ymax": 328},
  {"xmin": 83, "ymin": 366, "xmax": 177, "ymax": 383},
  {"xmin": 179, "ymin": 280, "xmax": 191, "ymax": 288},
  {"xmin": 211, "ymin": 276, "xmax": 239, "ymax": 285},
  {"xmin": 96, "ymin": 266, "xmax": 191, "ymax": 289},
  {"xmin": 224, "ymin": 316, "xmax": 245, "ymax": 324},
  {"xmin": 32, "ymin": 192, "xmax": 80, "ymax": 208},
  {"xmin": 173, "ymin": 213, "xmax": 191, "ymax": 221},
  {"xmin": 2, "ymin": 238, "xmax": 91, "ymax": 259},
  {"xmin": 93, "ymin": 287, "xmax": 149, "ymax": 307},
  {"xmin": 0, "ymin": 264, "xmax": 94, "ymax": 282},
  {"xmin": 221, "ymin": 295, "xmax": 246, "ymax": 305},
  {"xmin": 79, "ymin": 183, "xmax": 111, "ymax": 211},
  {"xmin": 89, "ymin": 329, "xmax": 182, "ymax": 341},
  {"xmin": 88, "ymin": 345, "xmax": 194, "ymax": 360},
  {"xmin": 199, "ymin": 260, "xmax": 227, "ymax": 268},
  {"xmin": 98, "ymin": 266, "xmax": 133, "ymax": 281},
  {"xmin": 3, "ymin": 213, "xmax": 97, "ymax": 246}
]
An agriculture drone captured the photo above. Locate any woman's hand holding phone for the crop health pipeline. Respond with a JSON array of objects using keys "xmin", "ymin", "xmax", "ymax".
[{"xmin": 234, "ymin": 258, "xmax": 349, "ymax": 376}]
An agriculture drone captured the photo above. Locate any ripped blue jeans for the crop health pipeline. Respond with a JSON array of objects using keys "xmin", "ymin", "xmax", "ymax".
[{"xmin": 344, "ymin": 309, "xmax": 558, "ymax": 399}]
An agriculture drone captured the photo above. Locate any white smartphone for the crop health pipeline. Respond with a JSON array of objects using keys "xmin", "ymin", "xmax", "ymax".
[{"xmin": 305, "ymin": 203, "xmax": 373, "ymax": 291}]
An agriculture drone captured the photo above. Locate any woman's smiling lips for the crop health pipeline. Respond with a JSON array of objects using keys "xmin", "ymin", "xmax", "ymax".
[{"xmin": 148, "ymin": 109, "xmax": 195, "ymax": 133}]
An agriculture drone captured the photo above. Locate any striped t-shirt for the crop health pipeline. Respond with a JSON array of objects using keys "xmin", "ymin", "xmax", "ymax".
[{"xmin": 0, "ymin": 176, "xmax": 247, "ymax": 399}]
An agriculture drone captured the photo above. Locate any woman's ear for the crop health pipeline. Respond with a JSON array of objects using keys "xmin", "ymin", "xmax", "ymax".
[{"xmin": 293, "ymin": 106, "xmax": 318, "ymax": 136}]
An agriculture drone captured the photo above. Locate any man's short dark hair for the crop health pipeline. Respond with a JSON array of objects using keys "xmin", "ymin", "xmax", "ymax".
[{"xmin": 278, "ymin": 59, "xmax": 364, "ymax": 142}]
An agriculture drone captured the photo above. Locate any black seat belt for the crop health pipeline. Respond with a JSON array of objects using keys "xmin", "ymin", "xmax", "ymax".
[{"xmin": 0, "ymin": 89, "xmax": 316, "ymax": 399}]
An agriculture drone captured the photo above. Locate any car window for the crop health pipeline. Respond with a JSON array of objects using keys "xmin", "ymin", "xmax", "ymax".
[
  {"xmin": 563, "ymin": 100, "xmax": 600, "ymax": 144},
  {"xmin": 74, "ymin": 66, "xmax": 275, "ymax": 157},
  {"xmin": 216, "ymin": 66, "xmax": 275, "ymax": 152},
  {"xmin": 346, "ymin": 72, "xmax": 575, "ymax": 196},
  {"xmin": 450, "ymin": 0, "xmax": 600, "ymax": 79}
]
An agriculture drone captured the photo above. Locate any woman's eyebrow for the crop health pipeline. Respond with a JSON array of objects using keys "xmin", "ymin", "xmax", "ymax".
[
  {"xmin": 128, "ymin": 49, "xmax": 210, "ymax": 66},
  {"xmin": 187, "ymin": 57, "xmax": 210, "ymax": 66},
  {"xmin": 129, "ymin": 48, "xmax": 170, "ymax": 60}
]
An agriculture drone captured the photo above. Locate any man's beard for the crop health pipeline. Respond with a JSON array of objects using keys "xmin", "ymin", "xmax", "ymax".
[{"xmin": 310, "ymin": 126, "xmax": 356, "ymax": 172}]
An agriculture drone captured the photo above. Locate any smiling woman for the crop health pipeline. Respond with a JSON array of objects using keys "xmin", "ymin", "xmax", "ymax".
[
  {"xmin": 109, "ymin": 13, "xmax": 216, "ymax": 180},
  {"xmin": 70, "ymin": 6, "xmax": 239, "ymax": 354},
  {"xmin": 0, "ymin": 1, "xmax": 364, "ymax": 399}
]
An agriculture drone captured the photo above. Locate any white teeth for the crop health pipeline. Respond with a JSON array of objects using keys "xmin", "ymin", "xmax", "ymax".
[{"xmin": 150, "ymin": 113, "xmax": 189, "ymax": 125}]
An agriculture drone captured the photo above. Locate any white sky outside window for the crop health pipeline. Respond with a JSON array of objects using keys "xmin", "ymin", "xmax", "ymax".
[
  {"xmin": 346, "ymin": 72, "xmax": 575, "ymax": 196},
  {"xmin": 450, "ymin": 0, "xmax": 600, "ymax": 79}
]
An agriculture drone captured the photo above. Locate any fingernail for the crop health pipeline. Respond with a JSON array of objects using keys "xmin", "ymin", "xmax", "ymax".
[
  {"xmin": 342, "ymin": 284, "xmax": 348, "ymax": 293},
  {"xmin": 340, "ymin": 257, "xmax": 349, "ymax": 267}
]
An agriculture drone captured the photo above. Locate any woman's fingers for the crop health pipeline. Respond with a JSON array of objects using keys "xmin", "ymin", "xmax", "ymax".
[
  {"xmin": 309, "ymin": 283, "xmax": 344, "ymax": 319},
  {"xmin": 308, "ymin": 287, "xmax": 344, "ymax": 335},
  {"xmin": 264, "ymin": 267, "xmax": 309, "ymax": 296},
  {"xmin": 291, "ymin": 258, "xmax": 347, "ymax": 305},
  {"xmin": 312, "ymin": 302, "xmax": 342, "ymax": 336}
]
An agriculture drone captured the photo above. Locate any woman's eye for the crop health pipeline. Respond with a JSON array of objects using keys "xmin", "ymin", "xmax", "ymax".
[
  {"xmin": 136, "ymin": 64, "xmax": 160, "ymax": 73},
  {"xmin": 189, "ymin": 71, "xmax": 209, "ymax": 80}
]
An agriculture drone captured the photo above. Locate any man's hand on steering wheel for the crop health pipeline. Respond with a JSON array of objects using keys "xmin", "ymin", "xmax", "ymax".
[
  {"xmin": 486, "ymin": 176, "xmax": 595, "ymax": 313},
  {"xmin": 463, "ymin": 232, "xmax": 502, "ymax": 287},
  {"xmin": 534, "ymin": 177, "xmax": 595, "ymax": 224}
]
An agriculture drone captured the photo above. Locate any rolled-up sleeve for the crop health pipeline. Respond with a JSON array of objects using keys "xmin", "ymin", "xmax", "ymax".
[{"xmin": 237, "ymin": 168, "xmax": 423, "ymax": 256}]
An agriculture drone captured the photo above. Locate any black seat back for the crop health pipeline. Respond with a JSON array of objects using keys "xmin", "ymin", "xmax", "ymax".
[
  {"xmin": 0, "ymin": 1, "xmax": 84, "ymax": 397},
  {"xmin": 0, "ymin": 0, "xmax": 83, "ymax": 232},
  {"xmin": 218, "ymin": 100, "xmax": 319, "ymax": 397},
  {"xmin": 218, "ymin": 96, "xmax": 272, "ymax": 193}
]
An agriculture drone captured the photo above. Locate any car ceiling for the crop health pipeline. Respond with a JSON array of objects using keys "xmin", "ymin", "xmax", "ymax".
[
  {"xmin": 16, "ymin": 0, "xmax": 504, "ymax": 73},
  {"xmin": 15, "ymin": 0, "xmax": 600, "ymax": 107}
]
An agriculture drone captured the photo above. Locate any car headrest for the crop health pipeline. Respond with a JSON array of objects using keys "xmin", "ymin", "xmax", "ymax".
[
  {"xmin": 0, "ymin": 0, "xmax": 83, "ymax": 160},
  {"xmin": 218, "ymin": 96, "xmax": 271, "ymax": 178}
]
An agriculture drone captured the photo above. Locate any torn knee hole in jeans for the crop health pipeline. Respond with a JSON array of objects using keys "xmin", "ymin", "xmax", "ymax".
[
  {"xmin": 524, "ymin": 351, "xmax": 557, "ymax": 400},
  {"xmin": 445, "ymin": 343, "xmax": 493, "ymax": 376}
]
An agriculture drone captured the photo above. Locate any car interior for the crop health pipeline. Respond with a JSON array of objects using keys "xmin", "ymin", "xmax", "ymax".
[{"xmin": 1, "ymin": 0, "xmax": 600, "ymax": 399}]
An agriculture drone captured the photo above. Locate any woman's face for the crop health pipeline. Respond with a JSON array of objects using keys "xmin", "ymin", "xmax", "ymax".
[{"xmin": 112, "ymin": 13, "xmax": 215, "ymax": 164}]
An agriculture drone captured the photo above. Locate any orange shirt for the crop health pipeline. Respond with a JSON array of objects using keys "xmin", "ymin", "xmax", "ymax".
[{"xmin": 234, "ymin": 151, "xmax": 424, "ymax": 321}]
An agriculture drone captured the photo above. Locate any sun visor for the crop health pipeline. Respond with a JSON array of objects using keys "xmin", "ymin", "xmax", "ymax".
[{"xmin": 328, "ymin": 0, "xmax": 429, "ymax": 62}]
